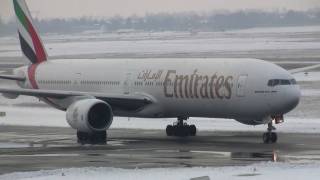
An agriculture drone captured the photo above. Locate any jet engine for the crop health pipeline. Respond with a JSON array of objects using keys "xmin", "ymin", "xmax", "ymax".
[
  {"xmin": 2, "ymin": 93, "xmax": 19, "ymax": 99},
  {"xmin": 66, "ymin": 99, "xmax": 113, "ymax": 132}
]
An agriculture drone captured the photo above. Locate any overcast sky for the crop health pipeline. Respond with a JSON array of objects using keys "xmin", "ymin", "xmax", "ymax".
[{"xmin": 1, "ymin": 0, "xmax": 320, "ymax": 21}]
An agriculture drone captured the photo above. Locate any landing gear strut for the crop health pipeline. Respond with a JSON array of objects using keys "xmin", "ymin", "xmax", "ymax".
[
  {"xmin": 77, "ymin": 131, "xmax": 107, "ymax": 145},
  {"xmin": 262, "ymin": 122, "xmax": 277, "ymax": 144},
  {"xmin": 166, "ymin": 117, "xmax": 196, "ymax": 137}
]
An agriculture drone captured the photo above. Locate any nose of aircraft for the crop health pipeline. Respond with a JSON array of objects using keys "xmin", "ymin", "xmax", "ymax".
[{"xmin": 284, "ymin": 85, "xmax": 301, "ymax": 112}]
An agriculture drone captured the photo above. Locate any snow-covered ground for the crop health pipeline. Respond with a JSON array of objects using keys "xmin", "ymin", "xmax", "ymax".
[
  {"xmin": 1, "ymin": 26, "xmax": 320, "ymax": 58},
  {"xmin": 1, "ymin": 162, "xmax": 320, "ymax": 180},
  {"xmin": 2, "ymin": 36, "xmax": 319, "ymax": 57}
]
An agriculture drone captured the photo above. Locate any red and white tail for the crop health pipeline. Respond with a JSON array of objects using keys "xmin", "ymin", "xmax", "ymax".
[{"xmin": 13, "ymin": 0, "xmax": 47, "ymax": 64}]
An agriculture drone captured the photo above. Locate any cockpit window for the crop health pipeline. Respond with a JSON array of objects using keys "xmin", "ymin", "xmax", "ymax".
[
  {"xmin": 290, "ymin": 79, "xmax": 297, "ymax": 85},
  {"xmin": 280, "ymin": 79, "xmax": 290, "ymax": 85},
  {"xmin": 268, "ymin": 79, "xmax": 297, "ymax": 87}
]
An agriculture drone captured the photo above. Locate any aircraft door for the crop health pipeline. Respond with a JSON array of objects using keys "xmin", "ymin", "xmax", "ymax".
[
  {"xmin": 123, "ymin": 72, "xmax": 131, "ymax": 94},
  {"xmin": 73, "ymin": 72, "xmax": 82, "ymax": 89},
  {"xmin": 237, "ymin": 75, "xmax": 248, "ymax": 97}
]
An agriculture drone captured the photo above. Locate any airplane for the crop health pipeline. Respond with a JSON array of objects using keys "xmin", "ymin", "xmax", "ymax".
[{"xmin": 0, "ymin": 0, "xmax": 318, "ymax": 144}]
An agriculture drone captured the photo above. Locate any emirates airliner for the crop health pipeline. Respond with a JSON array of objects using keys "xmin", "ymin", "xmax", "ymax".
[{"xmin": 0, "ymin": 0, "xmax": 317, "ymax": 144}]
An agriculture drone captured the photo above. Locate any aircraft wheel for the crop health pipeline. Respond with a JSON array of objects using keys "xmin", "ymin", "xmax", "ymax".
[
  {"xmin": 92, "ymin": 131, "xmax": 107, "ymax": 144},
  {"xmin": 166, "ymin": 125, "xmax": 174, "ymax": 136},
  {"xmin": 270, "ymin": 132, "xmax": 277, "ymax": 143},
  {"xmin": 175, "ymin": 126, "xmax": 189, "ymax": 137},
  {"xmin": 189, "ymin": 125, "xmax": 197, "ymax": 136},
  {"xmin": 77, "ymin": 131, "xmax": 88, "ymax": 145},
  {"xmin": 77, "ymin": 131, "xmax": 106, "ymax": 145},
  {"xmin": 167, "ymin": 117, "xmax": 197, "ymax": 137},
  {"xmin": 263, "ymin": 132, "xmax": 277, "ymax": 144}
]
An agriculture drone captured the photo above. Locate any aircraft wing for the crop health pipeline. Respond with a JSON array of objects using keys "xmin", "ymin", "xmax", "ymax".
[
  {"xmin": 0, "ymin": 74, "xmax": 25, "ymax": 81},
  {"xmin": 0, "ymin": 88, "xmax": 152, "ymax": 111},
  {"xmin": 289, "ymin": 64, "xmax": 320, "ymax": 74}
]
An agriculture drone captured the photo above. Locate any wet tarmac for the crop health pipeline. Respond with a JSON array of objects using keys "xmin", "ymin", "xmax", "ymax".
[{"xmin": 0, "ymin": 125, "xmax": 319, "ymax": 174}]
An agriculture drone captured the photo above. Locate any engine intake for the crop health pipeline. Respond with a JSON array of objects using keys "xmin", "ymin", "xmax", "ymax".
[{"xmin": 66, "ymin": 99, "xmax": 113, "ymax": 132}]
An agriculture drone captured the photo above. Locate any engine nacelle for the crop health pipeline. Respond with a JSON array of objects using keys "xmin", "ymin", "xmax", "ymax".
[
  {"xmin": 66, "ymin": 99, "xmax": 113, "ymax": 132},
  {"xmin": 2, "ymin": 93, "xmax": 19, "ymax": 99}
]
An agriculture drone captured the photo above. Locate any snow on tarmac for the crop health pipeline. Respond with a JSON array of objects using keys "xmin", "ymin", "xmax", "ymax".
[{"xmin": 1, "ymin": 162, "xmax": 320, "ymax": 180}]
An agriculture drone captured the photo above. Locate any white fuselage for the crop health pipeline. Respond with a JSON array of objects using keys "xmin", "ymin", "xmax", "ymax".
[{"xmin": 16, "ymin": 58, "xmax": 300, "ymax": 125}]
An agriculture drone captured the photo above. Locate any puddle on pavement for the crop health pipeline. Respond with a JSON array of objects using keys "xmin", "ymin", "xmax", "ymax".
[
  {"xmin": 155, "ymin": 149, "xmax": 279, "ymax": 162},
  {"xmin": 236, "ymin": 173, "xmax": 261, "ymax": 177},
  {"xmin": 231, "ymin": 151, "xmax": 278, "ymax": 162},
  {"xmin": 87, "ymin": 153, "xmax": 104, "ymax": 157},
  {"xmin": 155, "ymin": 149, "xmax": 280, "ymax": 162},
  {"xmin": 191, "ymin": 150, "xmax": 278, "ymax": 162}
]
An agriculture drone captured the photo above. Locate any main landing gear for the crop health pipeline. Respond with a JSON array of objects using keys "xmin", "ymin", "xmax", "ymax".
[
  {"xmin": 77, "ymin": 131, "xmax": 107, "ymax": 145},
  {"xmin": 166, "ymin": 117, "xmax": 197, "ymax": 137},
  {"xmin": 262, "ymin": 122, "xmax": 277, "ymax": 144}
]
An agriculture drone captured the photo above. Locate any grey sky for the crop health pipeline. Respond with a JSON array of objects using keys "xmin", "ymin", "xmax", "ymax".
[{"xmin": 1, "ymin": 0, "xmax": 320, "ymax": 21}]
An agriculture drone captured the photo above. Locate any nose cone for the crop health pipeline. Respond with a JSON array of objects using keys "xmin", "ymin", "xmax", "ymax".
[{"xmin": 284, "ymin": 85, "xmax": 301, "ymax": 113}]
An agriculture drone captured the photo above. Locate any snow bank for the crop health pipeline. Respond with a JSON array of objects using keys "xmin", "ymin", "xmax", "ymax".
[{"xmin": 1, "ymin": 162, "xmax": 320, "ymax": 180}]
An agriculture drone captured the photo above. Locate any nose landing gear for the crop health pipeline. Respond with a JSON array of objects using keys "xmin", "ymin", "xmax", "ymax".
[
  {"xmin": 166, "ymin": 117, "xmax": 197, "ymax": 137},
  {"xmin": 262, "ymin": 122, "xmax": 277, "ymax": 144}
]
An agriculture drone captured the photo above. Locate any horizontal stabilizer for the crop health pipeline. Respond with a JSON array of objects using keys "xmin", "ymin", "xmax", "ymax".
[{"xmin": 0, "ymin": 74, "xmax": 25, "ymax": 81}]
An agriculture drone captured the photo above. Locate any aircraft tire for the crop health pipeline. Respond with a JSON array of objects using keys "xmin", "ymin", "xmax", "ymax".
[
  {"xmin": 174, "ymin": 126, "xmax": 188, "ymax": 137},
  {"xmin": 77, "ymin": 131, "xmax": 107, "ymax": 145},
  {"xmin": 189, "ymin": 125, "xmax": 197, "ymax": 136},
  {"xmin": 270, "ymin": 132, "xmax": 277, "ymax": 143},
  {"xmin": 77, "ymin": 131, "xmax": 88, "ymax": 145},
  {"xmin": 263, "ymin": 132, "xmax": 277, "ymax": 144},
  {"xmin": 166, "ymin": 125, "xmax": 174, "ymax": 136}
]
